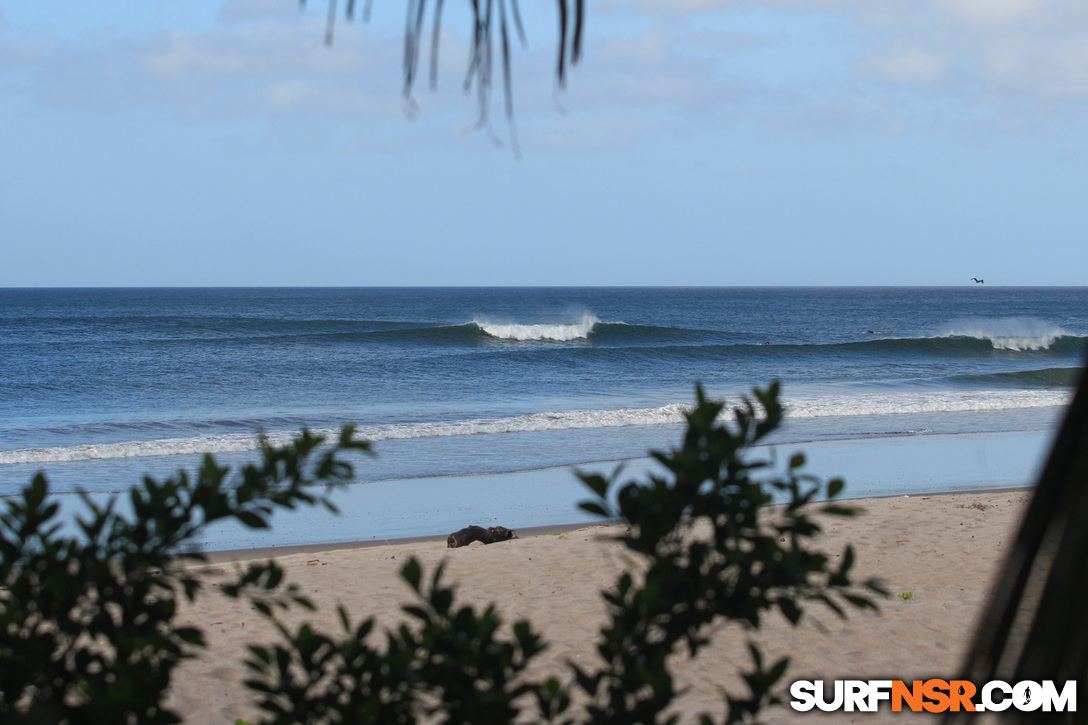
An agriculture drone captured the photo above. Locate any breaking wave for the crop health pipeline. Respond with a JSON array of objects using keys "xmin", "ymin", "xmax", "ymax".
[
  {"xmin": 472, "ymin": 314, "xmax": 600, "ymax": 342},
  {"xmin": 939, "ymin": 317, "xmax": 1070, "ymax": 351},
  {"xmin": 0, "ymin": 403, "xmax": 688, "ymax": 465},
  {"xmin": 0, "ymin": 388, "xmax": 1072, "ymax": 466}
]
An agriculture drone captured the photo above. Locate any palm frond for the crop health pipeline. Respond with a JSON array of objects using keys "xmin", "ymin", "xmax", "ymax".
[
  {"xmin": 949, "ymin": 353, "xmax": 1088, "ymax": 722},
  {"xmin": 309, "ymin": 0, "xmax": 586, "ymax": 150}
]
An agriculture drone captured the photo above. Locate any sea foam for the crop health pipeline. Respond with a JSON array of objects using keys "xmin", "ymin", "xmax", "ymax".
[
  {"xmin": 0, "ymin": 389, "xmax": 1072, "ymax": 466},
  {"xmin": 473, "ymin": 314, "xmax": 599, "ymax": 341},
  {"xmin": 0, "ymin": 403, "xmax": 688, "ymax": 465},
  {"xmin": 940, "ymin": 317, "xmax": 1068, "ymax": 351},
  {"xmin": 785, "ymin": 389, "xmax": 1071, "ymax": 419}
]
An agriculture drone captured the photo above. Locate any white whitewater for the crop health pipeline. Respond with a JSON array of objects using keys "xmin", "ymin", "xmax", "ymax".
[
  {"xmin": 0, "ymin": 389, "xmax": 1072, "ymax": 465},
  {"xmin": 474, "ymin": 314, "xmax": 599, "ymax": 341},
  {"xmin": 941, "ymin": 317, "xmax": 1068, "ymax": 351}
]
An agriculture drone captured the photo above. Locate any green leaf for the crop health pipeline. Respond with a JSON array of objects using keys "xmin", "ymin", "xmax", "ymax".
[
  {"xmin": 400, "ymin": 557, "xmax": 422, "ymax": 591},
  {"xmin": 827, "ymin": 478, "xmax": 844, "ymax": 499},
  {"xmin": 175, "ymin": 627, "xmax": 205, "ymax": 647},
  {"xmin": 264, "ymin": 563, "xmax": 284, "ymax": 590},
  {"xmin": 578, "ymin": 501, "xmax": 611, "ymax": 518},
  {"xmin": 777, "ymin": 598, "xmax": 802, "ymax": 625},
  {"xmin": 769, "ymin": 656, "xmax": 790, "ymax": 682},
  {"xmin": 235, "ymin": 510, "xmax": 269, "ymax": 529},
  {"xmin": 402, "ymin": 605, "xmax": 430, "ymax": 622},
  {"xmin": 843, "ymin": 593, "xmax": 878, "ymax": 610},
  {"xmin": 865, "ymin": 577, "xmax": 890, "ymax": 596},
  {"xmin": 839, "ymin": 545, "xmax": 856, "ymax": 574},
  {"xmin": 248, "ymin": 645, "xmax": 272, "ymax": 665},
  {"xmin": 578, "ymin": 472, "xmax": 611, "ymax": 498},
  {"xmin": 2, "ymin": 380, "xmax": 890, "ymax": 725}
]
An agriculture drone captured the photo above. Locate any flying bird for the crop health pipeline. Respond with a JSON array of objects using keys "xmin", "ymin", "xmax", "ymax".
[{"xmin": 971, "ymin": 278, "xmax": 984, "ymax": 284}]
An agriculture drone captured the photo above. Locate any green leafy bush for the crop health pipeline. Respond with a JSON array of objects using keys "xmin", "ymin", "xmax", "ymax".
[
  {"xmin": 242, "ymin": 384, "xmax": 885, "ymax": 724},
  {"xmin": 570, "ymin": 383, "xmax": 885, "ymax": 723},
  {"xmin": 0, "ymin": 383, "xmax": 884, "ymax": 724},
  {"xmin": 0, "ymin": 428, "xmax": 370, "ymax": 724}
]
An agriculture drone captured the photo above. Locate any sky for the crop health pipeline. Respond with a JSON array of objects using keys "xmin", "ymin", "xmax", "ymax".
[{"xmin": 1, "ymin": 0, "xmax": 1087, "ymax": 286}]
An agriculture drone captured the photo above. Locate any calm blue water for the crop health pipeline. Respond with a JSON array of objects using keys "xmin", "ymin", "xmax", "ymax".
[{"xmin": 2, "ymin": 287, "xmax": 1085, "ymax": 498}]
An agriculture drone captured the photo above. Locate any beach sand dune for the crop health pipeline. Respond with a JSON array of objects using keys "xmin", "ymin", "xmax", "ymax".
[{"xmin": 168, "ymin": 490, "xmax": 1028, "ymax": 724}]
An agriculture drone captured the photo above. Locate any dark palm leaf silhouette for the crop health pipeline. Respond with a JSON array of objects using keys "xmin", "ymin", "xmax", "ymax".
[
  {"xmin": 307, "ymin": 0, "xmax": 585, "ymax": 152},
  {"xmin": 950, "ymin": 353, "xmax": 1088, "ymax": 723}
]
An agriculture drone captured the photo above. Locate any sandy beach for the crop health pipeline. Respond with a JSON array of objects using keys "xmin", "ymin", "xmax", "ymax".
[{"xmin": 167, "ymin": 488, "xmax": 1030, "ymax": 724}]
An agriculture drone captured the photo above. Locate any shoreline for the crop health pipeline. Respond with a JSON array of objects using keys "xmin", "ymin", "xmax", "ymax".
[
  {"xmin": 26, "ymin": 429, "xmax": 1053, "ymax": 555},
  {"xmin": 200, "ymin": 521, "xmax": 609, "ymax": 563},
  {"xmin": 191, "ymin": 429, "xmax": 1051, "ymax": 553},
  {"xmin": 201, "ymin": 484, "xmax": 1032, "ymax": 564}
]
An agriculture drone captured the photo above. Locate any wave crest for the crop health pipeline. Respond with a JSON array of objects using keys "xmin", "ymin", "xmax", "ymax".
[
  {"xmin": 940, "ymin": 317, "xmax": 1068, "ymax": 351},
  {"xmin": 473, "ymin": 314, "xmax": 599, "ymax": 342}
]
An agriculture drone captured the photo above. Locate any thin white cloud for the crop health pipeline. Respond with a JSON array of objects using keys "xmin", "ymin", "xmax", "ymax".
[
  {"xmin": 521, "ymin": 16, "xmax": 778, "ymax": 129},
  {"xmin": 627, "ymin": 0, "xmax": 735, "ymax": 11},
  {"xmin": 870, "ymin": 47, "xmax": 951, "ymax": 84},
  {"xmin": 981, "ymin": 31, "xmax": 1088, "ymax": 97},
  {"xmin": 684, "ymin": 28, "xmax": 771, "ymax": 55},
  {"xmin": 936, "ymin": 0, "xmax": 1045, "ymax": 27},
  {"xmin": 0, "ymin": 37, "xmax": 39, "ymax": 72},
  {"xmin": 3, "ymin": 0, "xmax": 1087, "ymax": 147},
  {"xmin": 1, "ymin": 7, "xmax": 560, "ymax": 130},
  {"xmin": 606, "ymin": 0, "xmax": 1088, "ymax": 108},
  {"xmin": 217, "ymin": 0, "xmax": 300, "ymax": 24},
  {"xmin": 13, "ymin": 20, "xmax": 420, "ymax": 120},
  {"xmin": 0, "ymin": 9, "xmax": 41, "ymax": 71}
]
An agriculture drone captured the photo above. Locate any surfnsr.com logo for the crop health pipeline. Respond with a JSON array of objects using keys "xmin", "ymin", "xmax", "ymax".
[{"xmin": 790, "ymin": 679, "xmax": 1076, "ymax": 713}]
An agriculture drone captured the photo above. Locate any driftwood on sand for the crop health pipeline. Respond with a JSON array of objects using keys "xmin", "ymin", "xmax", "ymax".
[{"xmin": 446, "ymin": 525, "xmax": 518, "ymax": 548}]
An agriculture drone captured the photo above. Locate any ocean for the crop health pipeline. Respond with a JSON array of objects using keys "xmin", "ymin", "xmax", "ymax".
[{"xmin": 2, "ymin": 287, "xmax": 1084, "ymax": 544}]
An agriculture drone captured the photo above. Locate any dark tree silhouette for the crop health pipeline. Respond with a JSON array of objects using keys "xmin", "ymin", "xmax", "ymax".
[{"xmin": 949, "ymin": 357, "xmax": 1088, "ymax": 724}]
